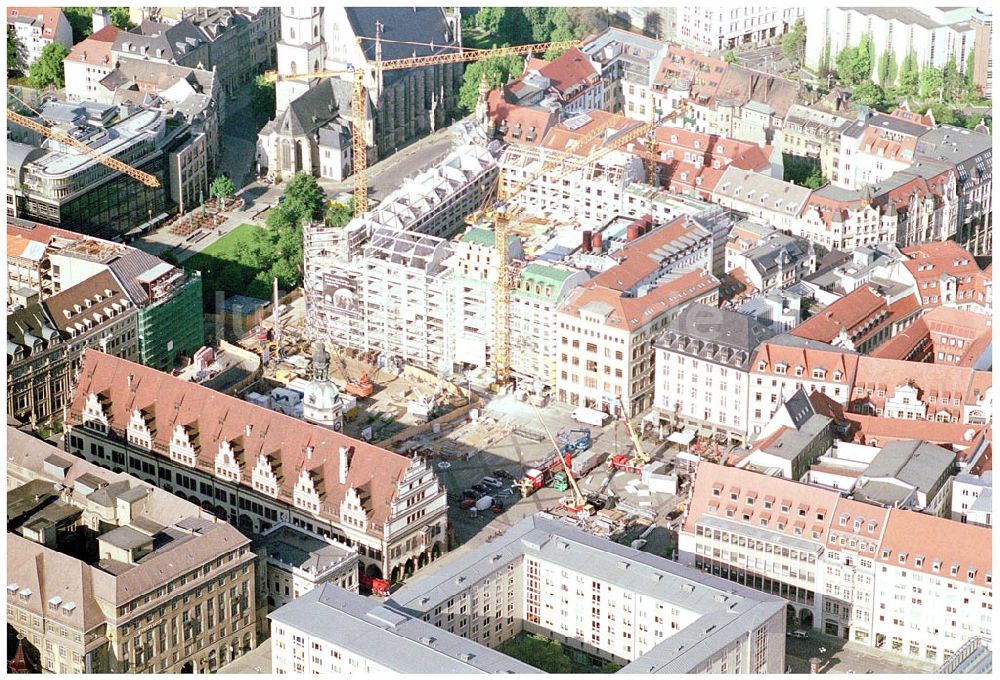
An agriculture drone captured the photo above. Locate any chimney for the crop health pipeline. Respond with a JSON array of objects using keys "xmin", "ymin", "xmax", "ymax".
[
  {"xmin": 581, "ymin": 230, "xmax": 593, "ymax": 253},
  {"xmin": 592, "ymin": 231, "xmax": 603, "ymax": 252},
  {"xmin": 127, "ymin": 374, "xmax": 134, "ymax": 389},
  {"xmin": 339, "ymin": 446, "xmax": 352, "ymax": 484},
  {"xmin": 306, "ymin": 446, "xmax": 314, "ymax": 461},
  {"xmin": 245, "ymin": 424, "xmax": 253, "ymax": 437}
]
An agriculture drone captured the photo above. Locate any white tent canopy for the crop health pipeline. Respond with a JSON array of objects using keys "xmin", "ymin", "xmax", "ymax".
[{"xmin": 668, "ymin": 429, "xmax": 697, "ymax": 446}]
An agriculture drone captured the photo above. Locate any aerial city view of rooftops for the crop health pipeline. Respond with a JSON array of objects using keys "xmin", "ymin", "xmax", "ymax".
[{"xmin": 4, "ymin": 3, "xmax": 993, "ymax": 676}]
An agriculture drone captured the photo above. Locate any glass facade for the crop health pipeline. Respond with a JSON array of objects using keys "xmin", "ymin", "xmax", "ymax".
[
  {"xmin": 22, "ymin": 154, "xmax": 168, "ymax": 240},
  {"xmin": 137, "ymin": 272, "xmax": 205, "ymax": 371}
]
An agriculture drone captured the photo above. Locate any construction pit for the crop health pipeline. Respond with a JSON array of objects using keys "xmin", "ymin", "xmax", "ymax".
[{"xmin": 399, "ymin": 392, "xmax": 696, "ymax": 559}]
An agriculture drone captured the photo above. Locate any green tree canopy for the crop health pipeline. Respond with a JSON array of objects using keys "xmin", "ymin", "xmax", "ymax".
[
  {"xmin": 282, "ymin": 173, "xmax": 327, "ymax": 222},
  {"xmin": 251, "ymin": 73, "xmax": 276, "ymax": 121},
  {"xmin": 851, "ymin": 81, "xmax": 886, "ymax": 109},
  {"xmin": 781, "ymin": 18, "xmax": 807, "ymax": 66},
  {"xmin": 898, "ymin": 50, "xmax": 920, "ymax": 96},
  {"xmin": 919, "ymin": 65, "xmax": 945, "ymax": 102},
  {"xmin": 7, "ymin": 25, "xmax": 19, "ymax": 74},
  {"xmin": 724, "ymin": 49, "xmax": 738, "ymax": 64},
  {"xmin": 458, "ymin": 54, "xmax": 525, "ymax": 112},
  {"xmin": 876, "ymin": 50, "xmax": 897, "ymax": 87},
  {"xmin": 28, "ymin": 41, "xmax": 69, "ymax": 88},
  {"xmin": 521, "ymin": 7, "xmax": 557, "ymax": 43},
  {"xmin": 835, "ymin": 34, "xmax": 874, "ymax": 86},
  {"xmin": 965, "ymin": 51, "xmax": 977, "ymax": 98},
  {"xmin": 108, "ymin": 7, "xmax": 134, "ymax": 30},
  {"xmin": 210, "ymin": 175, "xmax": 235, "ymax": 204},
  {"xmin": 325, "ymin": 198, "xmax": 355, "ymax": 227}
]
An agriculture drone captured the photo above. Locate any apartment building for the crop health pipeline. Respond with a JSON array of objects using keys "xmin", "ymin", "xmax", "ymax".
[
  {"xmin": 451, "ymin": 228, "xmax": 589, "ymax": 393},
  {"xmin": 7, "ymin": 219, "xmax": 204, "ymax": 371},
  {"xmin": 969, "ymin": 9, "xmax": 992, "ymax": 97},
  {"xmin": 852, "ymin": 440, "xmax": 955, "ymax": 515},
  {"xmin": 557, "ymin": 265, "xmax": 720, "ymax": 418},
  {"xmin": 649, "ymin": 43, "xmax": 729, "ymax": 125},
  {"xmin": 6, "ymin": 7, "xmax": 72, "ymax": 71},
  {"xmin": 580, "ymin": 28, "xmax": 668, "ymax": 121},
  {"xmin": 487, "ymin": 47, "xmax": 604, "ymax": 130},
  {"xmin": 62, "ymin": 24, "xmax": 121, "ymax": 102},
  {"xmin": 790, "ymin": 282, "xmax": 921, "ymax": 355},
  {"xmin": 677, "ymin": 6, "xmax": 803, "ymax": 51},
  {"xmin": 737, "ymin": 388, "xmax": 834, "ymax": 480},
  {"xmin": 6, "ymin": 427, "xmax": 257, "ymax": 674},
  {"xmin": 712, "ymin": 167, "xmax": 812, "ymax": 235},
  {"xmin": 697, "ymin": 66, "xmax": 800, "ymax": 146},
  {"xmin": 728, "ymin": 233, "xmax": 815, "ymax": 295},
  {"xmin": 304, "ymin": 145, "xmax": 498, "ymax": 374},
  {"xmin": 798, "ymin": 185, "xmax": 899, "ymax": 251},
  {"xmin": 384, "ymin": 513, "xmax": 786, "ymax": 672},
  {"xmin": 748, "ymin": 335, "xmax": 861, "ymax": 437},
  {"xmin": 804, "ymin": 7, "xmax": 978, "ymax": 85},
  {"xmin": 900, "ymin": 241, "xmax": 992, "ymax": 313},
  {"xmin": 7, "ymin": 270, "xmax": 137, "ymax": 428},
  {"xmin": 869, "ymin": 510, "xmax": 992, "ymax": 664},
  {"xmin": 778, "ymin": 103, "xmax": 853, "ymax": 181},
  {"xmin": 951, "ymin": 460, "xmax": 992, "ymax": 527},
  {"xmin": 257, "ymin": 523, "xmax": 359, "ymax": 613},
  {"xmin": 654, "ymin": 304, "xmax": 776, "ymax": 445},
  {"xmin": 915, "ymin": 125, "xmax": 993, "ymax": 257},
  {"xmin": 64, "ymin": 350, "xmax": 449, "ymax": 584},
  {"xmin": 835, "ymin": 109, "xmax": 933, "ymax": 191},
  {"xmin": 683, "ymin": 463, "xmax": 993, "ymax": 662}
]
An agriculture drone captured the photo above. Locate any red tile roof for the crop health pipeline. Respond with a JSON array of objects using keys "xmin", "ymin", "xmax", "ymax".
[
  {"xmin": 68, "ymin": 350, "xmax": 416, "ymax": 532},
  {"xmin": 653, "ymin": 43, "xmax": 728, "ymax": 103},
  {"xmin": 530, "ymin": 47, "xmax": 599, "ymax": 100},
  {"xmin": 825, "ymin": 497, "xmax": 890, "ymax": 550},
  {"xmin": 560, "ymin": 268, "xmax": 719, "ymax": 333},
  {"xmin": 486, "ymin": 89, "xmax": 557, "ymax": 147},
  {"xmin": 643, "ymin": 127, "xmax": 767, "ymax": 197},
  {"xmin": 922, "ymin": 306, "xmax": 993, "ymax": 367},
  {"xmin": 540, "ymin": 110, "xmax": 637, "ymax": 156},
  {"xmin": 876, "ymin": 508, "xmax": 991, "ymax": 587},
  {"xmin": 870, "ymin": 317, "xmax": 931, "ymax": 362},
  {"xmin": 791, "ymin": 286, "xmax": 888, "ymax": 345},
  {"xmin": 587, "ymin": 216, "xmax": 702, "ymax": 291},
  {"xmin": 7, "ymin": 221, "xmax": 83, "ymax": 259},
  {"xmin": 752, "ymin": 340, "xmax": 860, "ymax": 383},
  {"xmin": 901, "ymin": 241, "xmax": 985, "ymax": 308},
  {"xmin": 7, "ymin": 7, "xmax": 64, "ymax": 37},
  {"xmin": 684, "ymin": 462, "xmax": 840, "ymax": 541},
  {"xmin": 66, "ymin": 26, "xmax": 121, "ymax": 66}
]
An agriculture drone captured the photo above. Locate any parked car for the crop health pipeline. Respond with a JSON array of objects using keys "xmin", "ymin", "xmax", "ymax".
[
  {"xmin": 471, "ymin": 483, "xmax": 489, "ymax": 494},
  {"xmin": 788, "ymin": 630, "xmax": 809, "ymax": 640},
  {"xmin": 493, "ymin": 469, "xmax": 514, "ymax": 480},
  {"xmin": 481, "ymin": 477, "xmax": 503, "ymax": 489},
  {"xmin": 497, "ymin": 488, "xmax": 513, "ymax": 498},
  {"xmin": 461, "ymin": 489, "xmax": 479, "ymax": 500}
]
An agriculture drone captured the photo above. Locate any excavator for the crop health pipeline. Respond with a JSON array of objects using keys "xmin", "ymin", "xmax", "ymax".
[
  {"xmin": 332, "ymin": 346, "xmax": 374, "ymax": 398},
  {"xmin": 607, "ymin": 396, "xmax": 651, "ymax": 475}
]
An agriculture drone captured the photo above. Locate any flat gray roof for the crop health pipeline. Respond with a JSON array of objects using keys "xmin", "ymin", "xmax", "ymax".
[{"xmin": 269, "ymin": 585, "xmax": 539, "ymax": 673}]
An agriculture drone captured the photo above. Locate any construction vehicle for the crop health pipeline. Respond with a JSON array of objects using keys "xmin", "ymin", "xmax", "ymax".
[
  {"xmin": 359, "ymin": 573, "xmax": 391, "ymax": 597},
  {"xmin": 344, "ymin": 372, "xmax": 374, "ymax": 398},
  {"xmin": 559, "ymin": 429, "xmax": 592, "ymax": 454},
  {"xmin": 514, "ymin": 451, "xmax": 571, "ymax": 497},
  {"xmin": 264, "ymin": 35, "xmax": 579, "ymax": 216},
  {"xmin": 6, "ymin": 103, "xmax": 160, "ymax": 188},
  {"xmin": 607, "ymin": 396, "xmax": 652, "ymax": 475},
  {"xmin": 550, "ymin": 472, "xmax": 569, "ymax": 492},
  {"xmin": 531, "ymin": 403, "xmax": 594, "ymax": 516}
]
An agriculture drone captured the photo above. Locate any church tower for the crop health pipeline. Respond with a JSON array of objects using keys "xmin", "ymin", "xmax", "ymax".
[
  {"xmin": 302, "ymin": 341, "xmax": 344, "ymax": 431},
  {"xmin": 276, "ymin": 6, "xmax": 327, "ymax": 113}
]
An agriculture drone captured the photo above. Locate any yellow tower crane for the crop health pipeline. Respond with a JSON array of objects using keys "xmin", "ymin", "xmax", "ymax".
[
  {"xmin": 264, "ymin": 36, "xmax": 580, "ymax": 216},
  {"xmin": 483, "ymin": 103, "xmax": 691, "ymax": 388},
  {"xmin": 6, "ymin": 109, "xmax": 161, "ymax": 188}
]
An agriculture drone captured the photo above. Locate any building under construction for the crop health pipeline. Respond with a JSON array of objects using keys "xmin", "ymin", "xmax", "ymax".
[{"xmin": 304, "ymin": 144, "xmax": 500, "ymax": 372}]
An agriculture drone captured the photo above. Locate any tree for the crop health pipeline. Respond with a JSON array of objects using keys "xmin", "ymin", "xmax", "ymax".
[
  {"xmin": 474, "ymin": 7, "xmax": 508, "ymax": 36},
  {"xmin": 835, "ymin": 33, "xmax": 874, "ymax": 86},
  {"xmin": 250, "ymin": 73, "xmax": 276, "ymax": 121},
  {"xmin": 919, "ymin": 65, "xmax": 945, "ymax": 102},
  {"xmin": 941, "ymin": 54, "xmax": 962, "ymax": 103},
  {"xmin": 964, "ymin": 51, "xmax": 978, "ymax": 99},
  {"xmin": 724, "ymin": 49, "xmax": 738, "ymax": 64},
  {"xmin": 522, "ymin": 7, "xmax": 556, "ymax": 43},
  {"xmin": 210, "ymin": 176, "xmax": 235, "ymax": 207},
  {"xmin": 7, "ymin": 25, "xmax": 19, "ymax": 74},
  {"xmin": 28, "ymin": 41, "xmax": 69, "ymax": 88},
  {"xmin": 851, "ymin": 81, "xmax": 886, "ymax": 109},
  {"xmin": 781, "ymin": 18, "xmax": 807, "ymax": 66},
  {"xmin": 458, "ymin": 54, "xmax": 525, "ymax": 112},
  {"xmin": 282, "ymin": 173, "xmax": 326, "ymax": 222},
  {"xmin": 898, "ymin": 50, "xmax": 919, "ymax": 96},
  {"xmin": 108, "ymin": 7, "xmax": 134, "ymax": 30},
  {"xmin": 326, "ymin": 198, "xmax": 355, "ymax": 227},
  {"xmin": 63, "ymin": 7, "xmax": 94, "ymax": 42},
  {"xmin": 876, "ymin": 50, "xmax": 897, "ymax": 87}
]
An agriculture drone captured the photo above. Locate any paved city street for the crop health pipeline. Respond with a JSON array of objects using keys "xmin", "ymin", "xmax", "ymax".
[{"xmin": 784, "ymin": 629, "xmax": 938, "ymax": 674}]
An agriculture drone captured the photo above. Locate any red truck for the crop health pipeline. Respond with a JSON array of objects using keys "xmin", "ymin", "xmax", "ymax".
[{"xmin": 359, "ymin": 573, "xmax": 390, "ymax": 597}]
